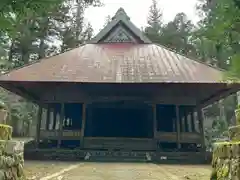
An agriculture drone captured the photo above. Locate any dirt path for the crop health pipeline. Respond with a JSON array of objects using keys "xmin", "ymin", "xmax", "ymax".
[{"xmin": 44, "ymin": 162, "xmax": 212, "ymax": 180}]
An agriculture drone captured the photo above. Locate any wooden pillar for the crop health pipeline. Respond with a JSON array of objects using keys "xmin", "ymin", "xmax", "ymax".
[
  {"xmin": 57, "ymin": 103, "xmax": 64, "ymax": 148},
  {"xmin": 178, "ymin": 107, "xmax": 184, "ymax": 132},
  {"xmin": 190, "ymin": 111, "xmax": 195, "ymax": 132},
  {"xmin": 53, "ymin": 109, "xmax": 57, "ymax": 130},
  {"xmin": 45, "ymin": 106, "xmax": 51, "ymax": 130},
  {"xmin": 175, "ymin": 105, "xmax": 181, "ymax": 149},
  {"xmin": 184, "ymin": 114, "xmax": 189, "ymax": 132},
  {"xmin": 88, "ymin": 105, "xmax": 93, "ymax": 136},
  {"xmin": 49, "ymin": 110, "xmax": 54, "ymax": 130},
  {"xmin": 80, "ymin": 103, "xmax": 86, "ymax": 148},
  {"xmin": 153, "ymin": 104, "xmax": 157, "ymax": 138},
  {"xmin": 197, "ymin": 107, "xmax": 205, "ymax": 151},
  {"xmin": 36, "ymin": 106, "xmax": 43, "ymax": 148},
  {"xmin": 181, "ymin": 117, "xmax": 185, "ymax": 132}
]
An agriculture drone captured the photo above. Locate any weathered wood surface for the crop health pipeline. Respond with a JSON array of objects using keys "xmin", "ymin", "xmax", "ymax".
[
  {"xmin": 155, "ymin": 132, "xmax": 201, "ymax": 143},
  {"xmin": 40, "ymin": 83, "xmax": 201, "ymax": 105},
  {"xmin": 83, "ymin": 137, "xmax": 155, "ymax": 150},
  {"xmin": 39, "ymin": 130, "xmax": 201, "ymax": 144},
  {"xmin": 36, "ymin": 107, "xmax": 42, "ymax": 148},
  {"xmin": 40, "ymin": 129, "xmax": 81, "ymax": 140},
  {"xmin": 42, "ymin": 94, "xmax": 197, "ymax": 105},
  {"xmin": 176, "ymin": 105, "xmax": 181, "ymax": 148}
]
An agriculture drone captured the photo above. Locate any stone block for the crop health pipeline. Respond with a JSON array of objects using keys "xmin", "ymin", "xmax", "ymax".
[
  {"xmin": 229, "ymin": 125, "xmax": 240, "ymax": 141},
  {"xmin": 211, "ymin": 133, "xmax": 240, "ymax": 179},
  {"xmin": 0, "ymin": 140, "xmax": 24, "ymax": 155},
  {"xmin": 0, "ymin": 110, "xmax": 7, "ymax": 125},
  {"xmin": 0, "ymin": 139, "xmax": 25, "ymax": 180},
  {"xmin": 0, "ymin": 125, "xmax": 12, "ymax": 141},
  {"xmin": 213, "ymin": 142, "xmax": 240, "ymax": 158},
  {"xmin": 235, "ymin": 109, "xmax": 240, "ymax": 125},
  {"xmin": 4, "ymin": 141, "xmax": 24, "ymax": 155}
]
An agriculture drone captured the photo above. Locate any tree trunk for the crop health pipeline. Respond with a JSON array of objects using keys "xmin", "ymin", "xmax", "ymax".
[{"xmin": 38, "ymin": 18, "xmax": 49, "ymax": 59}]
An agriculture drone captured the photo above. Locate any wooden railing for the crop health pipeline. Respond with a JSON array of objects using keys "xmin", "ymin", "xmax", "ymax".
[
  {"xmin": 39, "ymin": 130, "xmax": 201, "ymax": 145},
  {"xmin": 39, "ymin": 129, "xmax": 81, "ymax": 140},
  {"xmin": 155, "ymin": 132, "xmax": 201, "ymax": 143}
]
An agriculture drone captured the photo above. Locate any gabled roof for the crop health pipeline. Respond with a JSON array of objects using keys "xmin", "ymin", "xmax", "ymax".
[
  {"xmin": 0, "ymin": 8, "xmax": 223, "ymax": 83},
  {"xmin": 90, "ymin": 8, "xmax": 152, "ymax": 44}
]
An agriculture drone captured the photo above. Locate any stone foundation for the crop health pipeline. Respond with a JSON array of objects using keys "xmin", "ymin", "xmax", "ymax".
[
  {"xmin": 0, "ymin": 124, "xmax": 25, "ymax": 180},
  {"xmin": 229, "ymin": 125, "xmax": 240, "ymax": 141},
  {"xmin": 0, "ymin": 125, "xmax": 12, "ymax": 141},
  {"xmin": 211, "ymin": 111, "xmax": 240, "ymax": 180},
  {"xmin": 211, "ymin": 142, "xmax": 240, "ymax": 179}
]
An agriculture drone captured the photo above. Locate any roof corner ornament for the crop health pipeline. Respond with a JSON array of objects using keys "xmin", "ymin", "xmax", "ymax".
[{"xmin": 112, "ymin": 7, "xmax": 130, "ymax": 21}]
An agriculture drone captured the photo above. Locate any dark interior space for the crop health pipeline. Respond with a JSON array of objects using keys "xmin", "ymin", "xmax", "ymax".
[
  {"xmin": 41, "ymin": 103, "xmax": 82, "ymax": 148},
  {"xmin": 63, "ymin": 103, "xmax": 82, "ymax": 130},
  {"xmin": 155, "ymin": 104, "xmax": 200, "ymax": 152},
  {"xmin": 85, "ymin": 102, "xmax": 153, "ymax": 138},
  {"xmin": 62, "ymin": 103, "xmax": 82, "ymax": 148},
  {"xmin": 156, "ymin": 104, "xmax": 176, "ymax": 132},
  {"xmin": 49, "ymin": 103, "xmax": 82, "ymax": 130}
]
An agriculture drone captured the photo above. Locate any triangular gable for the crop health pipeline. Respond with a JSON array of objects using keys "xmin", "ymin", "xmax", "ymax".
[{"xmin": 90, "ymin": 8, "xmax": 151, "ymax": 44}]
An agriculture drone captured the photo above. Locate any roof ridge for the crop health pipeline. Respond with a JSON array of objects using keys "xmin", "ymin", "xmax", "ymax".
[
  {"xmin": 153, "ymin": 43, "xmax": 225, "ymax": 72},
  {"xmin": 112, "ymin": 7, "xmax": 130, "ymax": 20}
]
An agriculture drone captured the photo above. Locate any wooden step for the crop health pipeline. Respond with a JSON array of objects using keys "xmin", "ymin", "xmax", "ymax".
[{"xmin": 84, "ymin": 151, "xmax": 154, "ymax": 162}]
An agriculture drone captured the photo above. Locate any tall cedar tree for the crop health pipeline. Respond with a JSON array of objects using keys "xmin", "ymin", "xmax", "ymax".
[{"xmin": 144, "ymin": 0, "xmax": 163, "ymax": 43}]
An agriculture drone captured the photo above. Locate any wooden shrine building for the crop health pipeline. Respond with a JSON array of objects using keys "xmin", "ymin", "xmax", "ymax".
[{"xmin": 0, "ymin": 8, "xmax": 239, "ymax": 161}]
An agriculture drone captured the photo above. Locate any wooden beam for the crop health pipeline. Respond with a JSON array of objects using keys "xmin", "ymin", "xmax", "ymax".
[
  {"xmin": 88, "ymin": 106, "xmax": 93, "ymax": 136},
  {"xmin": 199, "ymin": 85, "xmax": 240, "ymax": 108},
  {"xmin": 57, "ymin": 103, "xmax": 64, "ymax": 148},
  {"xmin": 35, "ymin": 106, "xmax": 42, "ymax": 148},
  {"xmin": 190, "ymin": 111, "xmax": 195, "ymax": 132},
  {"xmin": 0, "ymin": 83, "xmax": 39, "ymax": 103},
  {"xmin": 42, "ymin": 95, "xmax": 197, "ymax": 105},
  {"xmin": 154, "ymin": 96, "xmax": 197, "ymax": 105},
  {"xmin": 80, "ymin": 103, "xmax": 86, "ymax": 148},
  {"xmin": 154, "ymin": 132, "xmax": 201, "ymax": 143},
  {"xmin": 41, "ymin": 86, "xmax": 89, "ymax": 102},
  {"xmin": 184, "ymin": 110, "xmax": 189, "ymax": 132},
  {"xmin": 175, "ymin": 105, "xmax": 181, "ymax": 149},
  {"xmin": 52, "ymin": 109, "xmax": 57, "ymax": 130}
]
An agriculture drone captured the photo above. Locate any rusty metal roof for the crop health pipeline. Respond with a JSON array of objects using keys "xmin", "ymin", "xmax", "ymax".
[{"xmin": 0, "ymin": 43, "xmax": 223, "ymax": 83}]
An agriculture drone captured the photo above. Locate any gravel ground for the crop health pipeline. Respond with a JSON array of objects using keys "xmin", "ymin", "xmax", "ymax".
[
  {"xmin": 16, "ymin": 138, "xmax": 212, "ymax": 180},
  {"xmin": 25, "ymin": 162, "xmax": 211, "ymax": 180},
  {"xmin": 157, "ymin": 164, "xmax": 212, "ymax": 180},
  {"xmin": 24, "ymin": 161, "xmax": 79, "ymax": 180}
]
